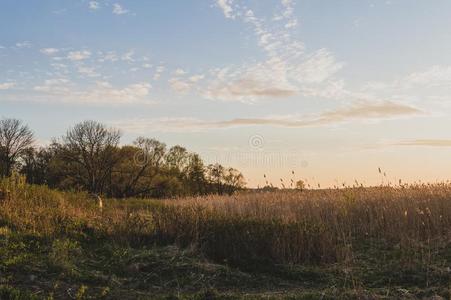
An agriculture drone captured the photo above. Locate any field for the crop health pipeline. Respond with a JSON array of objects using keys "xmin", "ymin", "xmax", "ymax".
[{"xmin": 1, "ymin": 176, "xmax": 451, "ymax": 299}]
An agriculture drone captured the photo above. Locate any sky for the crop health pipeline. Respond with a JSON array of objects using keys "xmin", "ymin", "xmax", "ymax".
[{"xmin": 2, "ymin": 0, "xmax": 451, "ymax": 187}]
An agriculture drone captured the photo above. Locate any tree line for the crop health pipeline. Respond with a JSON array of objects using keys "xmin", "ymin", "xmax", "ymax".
[{"xmin": 0, "ymin": 118, "xmax": 246, "ymax": 198}]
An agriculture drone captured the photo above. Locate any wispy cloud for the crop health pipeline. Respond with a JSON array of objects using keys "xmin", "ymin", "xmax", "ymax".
[
  {"xmin": 31, "ymin": 79, "xmax": 152, "ymax": 105},
  {"xmin": 215, "ymin": 101, "xmax": 421, "ymax": 127},
  {"xmin": 33, "ymin": 78, "xmax": 72, "ymax": 94},
  {"xmin": 174, "ymin": 68, "xmax": 187, "ymax": 76},
  {"xmin": 203, "ymin": 75, "xmax": 297, "ymax": 101},
  {"xmin": 40, "ymin": 48, "xmax": 59, "ymax": 55},
  {"xmin": 98, "ymin": 51, "xmax": 118, "ymax": 62},
  {"xmin": 293, "ymin": 49, "xmax": 344, "ymax": 84},
  {"xmin": 204, "ymin": 1, "xmax": 345, "ymax": 102},
  {"xmin": 403, "ymin": 65, "xmax": 451, "ymax": 88},
  {"xmin": 121, "ymin": 50, "xmax": 134, "ymax": 62},
  {"xmin": 153, "ymin": 66, "xmax": 165, "ymax": 80},
  {"xmin": 0, "ymin": 82, "xmax": 16, "ymax": 90},
  {"xmin": 395, "ymin": 139, "xmax": 451, "ymax": 147},
  {"xmin": 77, "ymin": 82, "xmax": 151, "ymax": 105},
  {"xmin": 274, "ymin": 0, "xmax": 297, "ymax": 28},
  {"xmin": 52, "ymin": 8, "xmax": 67, "ymax": 15},
  {"xmin": 168, "ymin": 74, "xmax": 205, "ymax": 94},
  {"xmin": 115, "ymin": 101, "xmax": 421, "ymax": 132},
  {"xmin": 359, "ymin": 64, "xmax": 451, "ymax": 111},
  {"xmin": 77, "ymin": 66, "xmax": 100, "ymax": 78},
  {"xmin": 67, "ymin": 50, "xmax": 91, "ymax": 61},
  {"xmin": 169, "ymin": 69, "xmax": 200, "ymax": 93},
  {"xmin": 216, "ymin": 0, "xmax": 235, "ymax": 19},
  {"xmin": 189, "ymin": 74, "xmax": 205, "ymax": 83},
  {"xmin": 113, "ymin": 3, "xmax": 129, "ymax": 15},
  {"xmin": 89, "ymin": 1, "xmax": 100, "ymax": 11},
  {"xmin": 363, "ymin": 65, "xmax": 451, "ymax": 93},
  {"xmin": 15, "ymin": 41, "xmax": 32, "ymax": 49},
  {"xmin": 169, "ymin": 78, "xmax": 192, "ymax": 93}
]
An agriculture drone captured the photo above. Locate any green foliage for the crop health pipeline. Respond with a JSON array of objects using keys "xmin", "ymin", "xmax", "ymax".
[
  {"xmin": 49, "ymin": 238, "xmax": 82, "ymax": 272},
  {"xmin": 13, "ymin": 120, "xmax": 246, "ymax": 198},
  {"xmin": 75, "ymin": 285, "xmax": 88, "ymax": 300},
  {"xmin": 0, "ymin": 285, "xmax": 42, "ymax": 300}
]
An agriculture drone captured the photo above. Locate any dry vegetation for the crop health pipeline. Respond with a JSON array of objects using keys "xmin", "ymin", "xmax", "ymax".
[
  {"xmin": 1, "ymin": 174, "xmax": 451, "ymax": 299},
  {"xmin": 158, "ymin": 185, "xmax": 451, "ymax": 265}
]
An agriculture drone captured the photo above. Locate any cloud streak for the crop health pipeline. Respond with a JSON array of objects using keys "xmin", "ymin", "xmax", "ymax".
[
  {"xmin": 67, "ymin": 50, "xmax": 91, "ymax": 61},
  {"xmin": 0, "ymin": 82, "xmax": 16, "ymax": 90},
  {"xmin": 113, "ymin": 3, "xmax": 129, "ymax": 15},
  {"xmin": 31, "ymin": 80, "xmax": 152, "ymax": 105},
  {"xmin": 15, "ymin": 41, "xmax": 32, "ymax": 49},
  {"xmin": 40, "ymin": 48, "xmax": 59, "ymax": 55},
  {"xmin": 115, "ymin": 101, "xmax": 421, "ymax": 132},
  {"xmin": 216, "ymin": 0, "xmax": 234, "ymax": 19},
  {"xmin": 89, "ymin": 1, "xmax": 100, "ymax": 11},
  {"xmin": 395, "ymin": 139, "xmax": 451, "ymax": 147}
]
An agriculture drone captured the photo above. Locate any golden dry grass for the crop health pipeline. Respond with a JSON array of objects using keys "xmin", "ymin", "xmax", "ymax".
[
  {"xmin": 2, "ymin": 175, "xmax": 451, "ymax": 267},
  {"xmin": 153, "ymin": 186, "xmax": 451, "ymax": 265},
  {"xmin": 2, "ymin": 176, "xmax": 451, "ymax": 298}
]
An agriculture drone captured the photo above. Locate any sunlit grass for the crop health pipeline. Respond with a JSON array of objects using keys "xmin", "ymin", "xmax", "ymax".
[{"xmin": 2, "ymin": 175, "xmax": 451, "ymax": 298}]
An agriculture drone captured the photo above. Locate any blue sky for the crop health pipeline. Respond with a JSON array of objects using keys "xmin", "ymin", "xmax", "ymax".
[{"xmin": 2, "ymin": 0, "xmax": 451, "ymax": 187}]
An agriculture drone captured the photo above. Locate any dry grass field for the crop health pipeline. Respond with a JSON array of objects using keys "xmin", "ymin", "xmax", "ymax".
[{"xmin": 1, "ymin": 175, "xmax": 451, "ymax": 299}]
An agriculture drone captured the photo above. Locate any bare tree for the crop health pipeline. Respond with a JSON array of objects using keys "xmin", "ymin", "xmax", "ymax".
[
  {"xmin": 60, "ymin": 120, "xmax": 121, "ymax": 194},
  {"xmin": 185, "ymin": 153, "xmax": 206, "ymax": 195},
  {"xmin": 0, "ymin": 118, "xmax": 34, "ymax": 177},
  {"xmin": 165, "ymin": 145, "xmax": 189, "ymax": 173},
  {"xmin": 207, "ymin": 163, "xmax": 225, "ymax": 194},
  {"xmin": 121, "ymin": 137, "xmax": 166, "ymax": 197},
  {"xmin": 223, "ymin": 167, "xmax": 246, "ymax": 194}
]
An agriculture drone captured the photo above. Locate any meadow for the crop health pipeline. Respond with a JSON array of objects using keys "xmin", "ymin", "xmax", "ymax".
[{"xmin": 1, "ymin": 174, "xmax": 451, "ymax": 299}]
